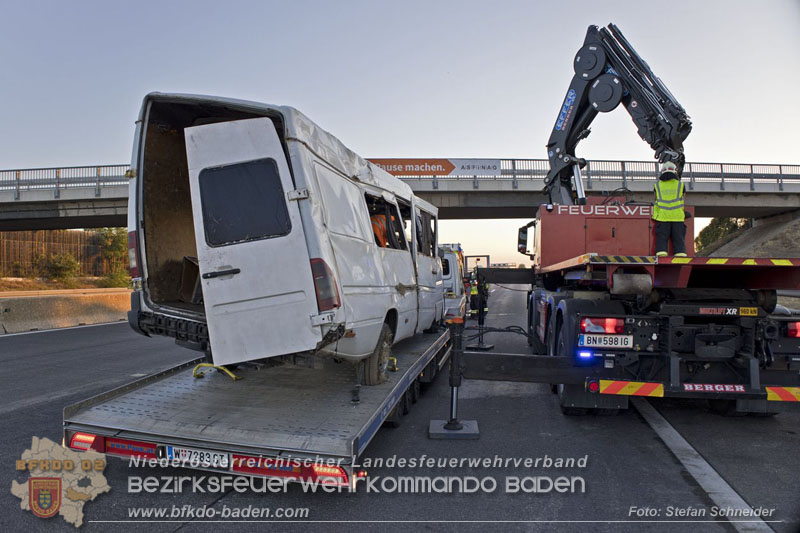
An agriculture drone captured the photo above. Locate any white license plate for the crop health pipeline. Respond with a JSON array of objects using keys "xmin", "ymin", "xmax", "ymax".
[
  {"xmin": 167, "ymin": 446, "xmax": 230, "ymax": 469},
  {"xmin": 578, "ymin": 334, "xmax": 633, "ymax": 348}
]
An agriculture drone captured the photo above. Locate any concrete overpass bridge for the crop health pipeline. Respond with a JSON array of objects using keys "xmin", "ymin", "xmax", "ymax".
[{"xmin": 1, "ymin": 159, "xmax": 798, "ymax": 230}]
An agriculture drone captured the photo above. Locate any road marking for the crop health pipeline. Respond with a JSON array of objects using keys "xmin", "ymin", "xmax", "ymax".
[
  {"xmin": 631, "ymin": 398, "xmax": 774, "ymax": 533},
  {"xmin": 0, "ymin": 321, "xmax": 124, "ymax": 338},
  {"xmin": 0, "ymin": 378, "xmax": 131, "ymax": 416},
  {"xmin": 131, "ymin": 373, "xmax": 147, "ymax": 377}
]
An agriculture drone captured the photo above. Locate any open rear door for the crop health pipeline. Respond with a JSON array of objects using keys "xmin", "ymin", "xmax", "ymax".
[{"xmin": 184, "ymin": 117, "xmax": 321, "ymax": 366}]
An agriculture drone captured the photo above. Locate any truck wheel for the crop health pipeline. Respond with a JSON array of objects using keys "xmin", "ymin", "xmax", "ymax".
[
  {"xmin": 708, "ymin": 399, "xmax": 746, "ymax": 417},
  {"xmin": 528, "ymin": 291, "xmax": 547, "ymax": 355},
  {"xmin": 557, "ymin": 385, "xmax": 588, "ymax": 416},
  {"xmin": 555, "ymin": 320, "xmax": 588, "ymax": 416},
  {"xmin": 401, "ymin": 390, "xmax": 411, "ymax": 415},
  {"xmin": 384, "ymin": 397, "xmax": 405, "ymax": 428},
  {"xmin": 364, "ymin": 323, "xmax": 393, "ymax": 386},
  {"xmin": 411, "ymin": 379, "xmax": 421, "ymax": 403}
]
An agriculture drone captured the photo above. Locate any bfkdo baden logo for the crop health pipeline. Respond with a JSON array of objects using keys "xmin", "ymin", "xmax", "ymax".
[
  {"xmin": 11, "ymin": 436, "xmax": 110, "ymax": 527},
  {"xmin": 30, "ymin": 477, "xmax": 62, "ymax": 518}
]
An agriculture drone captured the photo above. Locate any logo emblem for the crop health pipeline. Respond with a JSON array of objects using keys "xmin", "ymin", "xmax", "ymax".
[{"xmin": 29, "ymin": 478, "xmax": 61, "ymax": 519}]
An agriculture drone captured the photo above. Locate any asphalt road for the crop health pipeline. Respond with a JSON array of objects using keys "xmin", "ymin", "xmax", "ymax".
[{"xmin": 1, "ymin": 287, "xmax": 798, "ymax": 532}]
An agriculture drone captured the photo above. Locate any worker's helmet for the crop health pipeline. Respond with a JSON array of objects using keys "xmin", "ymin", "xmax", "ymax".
[{"xmin": 659, "ymin": 161, "xmax": 679, "ymax": 178}]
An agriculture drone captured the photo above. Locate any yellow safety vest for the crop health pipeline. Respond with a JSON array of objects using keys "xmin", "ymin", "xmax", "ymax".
[
  {"xmin": 653, "ymin": 179, "xmax": 685, "ymax": 222},
  {"xmin": 470, "ymin": 285, "xmax": 478, "ymax": 296}
]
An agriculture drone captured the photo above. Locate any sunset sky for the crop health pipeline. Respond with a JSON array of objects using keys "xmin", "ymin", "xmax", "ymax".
[{"xmin": 2, "ymin": 0, "xmax": 797, "ymax": 263}]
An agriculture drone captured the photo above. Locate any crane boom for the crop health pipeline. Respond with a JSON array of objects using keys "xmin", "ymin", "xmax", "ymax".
[{"xmin": 544, "ymin": 24, "xmax": 692, "ymax": 205}]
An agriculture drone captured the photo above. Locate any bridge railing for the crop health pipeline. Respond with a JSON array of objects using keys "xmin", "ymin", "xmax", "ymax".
[
  {"xmin": 399, "ymin": 159, "xmax": 800, "ymax": 192},
  {"xmin": 1, "ymin": 160, "xmax": 799, "ymax": 198},
  {"xmin": 0, "ymin": 164, "xmax": 128, "ymax": 199}
]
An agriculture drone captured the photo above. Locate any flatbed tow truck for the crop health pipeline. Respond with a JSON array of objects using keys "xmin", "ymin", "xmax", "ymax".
[
  {"xmin": 62, "ymin": 23, "xmax": 800, "ymax": 489},
  {"xmin": 63, "ymin": 330, "xmax": 450, "ymax": 490}
]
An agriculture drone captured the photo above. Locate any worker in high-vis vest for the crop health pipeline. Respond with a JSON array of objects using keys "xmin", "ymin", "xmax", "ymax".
[
  {"xmin": 469, "ymin": 280, "xmax": 479, "ymax": 317},
  {"xmin": 652, "ymin": 161, "xmax": 688, "ymax": 257}
]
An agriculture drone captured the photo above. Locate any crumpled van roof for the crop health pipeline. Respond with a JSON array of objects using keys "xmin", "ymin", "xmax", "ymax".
[{"xmin": 144, "ymin": 92, "xmax": 415, "ymax": 201}]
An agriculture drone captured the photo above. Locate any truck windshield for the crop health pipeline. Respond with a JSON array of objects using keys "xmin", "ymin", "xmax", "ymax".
[{"xmin": 198, "ymin": 158, "xmax": 291, "ymax": 246}]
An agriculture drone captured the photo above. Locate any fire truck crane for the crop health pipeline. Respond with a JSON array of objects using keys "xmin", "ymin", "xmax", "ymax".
[
  {"xmin": 472, "ymin": 24, "xmax": 800, "ymax": 416},
  {"xmin": 543, "ymin": 23, "xmax": 692, "ymax": 205}
]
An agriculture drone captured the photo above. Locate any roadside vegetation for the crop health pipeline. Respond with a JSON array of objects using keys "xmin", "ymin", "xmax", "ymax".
[
  {"xmin": 694, "ymin": 217, "xmax": 751, "ymax": 256},
  {"xmin": 0, "ymin": 227, "xmax": 130, "ymax": 291}
]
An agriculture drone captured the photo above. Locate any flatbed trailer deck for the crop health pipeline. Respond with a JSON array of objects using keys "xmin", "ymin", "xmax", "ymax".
[{"xmin": 63, "ymin": 330, "xmax": 450, "ymax": 490}]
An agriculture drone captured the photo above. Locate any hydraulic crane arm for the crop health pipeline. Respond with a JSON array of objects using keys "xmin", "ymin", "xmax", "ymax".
[{"xmin": 544, "ymin": 23, "xmax": 692, "ymax": 205}]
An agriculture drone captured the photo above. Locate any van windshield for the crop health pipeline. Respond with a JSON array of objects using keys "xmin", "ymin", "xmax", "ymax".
[{"xmin": 198, "ymin": 158, "xmax": 291, "ymax": 246}]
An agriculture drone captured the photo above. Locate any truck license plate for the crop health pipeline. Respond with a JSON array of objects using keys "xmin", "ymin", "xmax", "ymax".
[
  {"xmin": 578, "ymin": 334, "xmax": 633, "ymax": 348},
  {"xmin": 167, "ymin": 446, "xmax": 230, "ymax": 469}
]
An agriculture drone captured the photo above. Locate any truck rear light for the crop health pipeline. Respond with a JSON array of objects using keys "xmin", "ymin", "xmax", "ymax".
[
  {"xmin": 587, "ymin": 380, "xmax": 600, "ymax": 393},
  {"xmin": 787, "ymin": 322, "xmax": 800, "ymax": 338},
  {"xmin": 310, "ymin": 258, "xmax": 341, "ymax": 312},
  {"xmin": 128, "ymin": 231, "xmax": 141, "ymax": 278},
  {"xmin": 580, "ymin": 317, "xmax": 624, "ymax": 334},
  {"xmin": 69, "ymin": 432, "xmax": 105, "ymax": 453},
  {"xmin": 231, "ymin": 455, "xmax": 348, "ymax": 486},
  {"xmin": 310, "ymin": 464, "xmax": 348, "ymax": 485}
]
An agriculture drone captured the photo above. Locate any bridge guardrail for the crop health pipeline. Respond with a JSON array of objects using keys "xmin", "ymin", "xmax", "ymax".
[
  {"xmin": 0, "ymin": 164, "xmax": 129, "ymax": 199},
  {"xmin": 0, "ymin": 160, "xmax": 799, "ymax": 198}
]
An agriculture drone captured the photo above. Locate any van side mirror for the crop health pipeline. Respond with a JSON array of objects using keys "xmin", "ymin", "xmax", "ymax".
[
  {"xmin": 517, "ymin": 222, "xmax": 536, "ymax": 259},
  {"xmin": 517, "ymin": 227, "xmax": 528, "ymax": 254}
]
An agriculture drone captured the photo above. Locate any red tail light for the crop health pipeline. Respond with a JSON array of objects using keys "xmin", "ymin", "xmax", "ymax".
[
  {"xmin": 580, "ymin": 317, "xmax": 624, "ymax": 334},
  {"xmin": 127, "ymin": 231, "xmax": 141, "ymax": 278},
  {"xmin": 787, "ymin": 322, "xmax": 800, "ymax": 338},
  {"xmin": 310, "ymin": 258, "xmax": 341, "ymax": 312},
  {"xmin": 69, "ymin": 432, "xmax": 105, "ymax": 453}
]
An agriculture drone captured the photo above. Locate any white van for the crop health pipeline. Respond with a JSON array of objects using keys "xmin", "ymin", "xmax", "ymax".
[
  {"xmin": 126, "ymin": 93, "xmax": 443, "ymax": 384},
  {"xmin": 439, "ymin": 244, "xmax": 467, "ymax": 321}
]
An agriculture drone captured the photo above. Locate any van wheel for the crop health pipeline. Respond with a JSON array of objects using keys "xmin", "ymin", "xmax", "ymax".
[{"xmin": 364, "ymin": 323, "xmax": 393, "ymax": 386}]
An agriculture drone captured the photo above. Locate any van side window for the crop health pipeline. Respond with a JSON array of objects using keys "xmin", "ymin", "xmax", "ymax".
[
  {"xmin": 198, "ymin": 158, "xmax": 291, "ymax": 246},
  {"xmin": 396, "ymin": 200, "xmax": 414, "ymax": 249},
  {"xmin": 366, "ymin": 194, "xmax": 408, "ymax": 251},
  {"xmin": 416, "ymin": 210, "xmax": 436, "ymax": 257},
  {"xmin": 442, "ymin": 257, "xmax": 451, "ymax": 277}
]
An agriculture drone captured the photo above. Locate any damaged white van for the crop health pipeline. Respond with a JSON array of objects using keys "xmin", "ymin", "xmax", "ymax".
[{"xmin": 127, "ymin": 93, "xmax": 444, "ymax": 384}]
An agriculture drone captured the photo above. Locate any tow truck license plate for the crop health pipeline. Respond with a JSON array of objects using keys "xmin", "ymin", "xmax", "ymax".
[
  {"xmin": 166, "ymin": 446, "xmax": 230, "ymax": 469},
  {"xmin": 578, "ymin": 334, "xmax": 633, "ymax": 348}
]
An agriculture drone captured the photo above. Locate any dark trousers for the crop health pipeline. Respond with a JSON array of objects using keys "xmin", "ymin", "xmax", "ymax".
[{"xmin": 655, "ymin": 221, "xmax": 687, "ymax": 254}]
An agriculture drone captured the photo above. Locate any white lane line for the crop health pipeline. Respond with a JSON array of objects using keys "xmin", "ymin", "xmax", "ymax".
[
  {"xmin": 0, "ymin": 321, "xmax": 125, "ymax": 338},
  {"xmin": 631, "ymin": 398, "xmax": 774, "ymax": 533},
  {"xmin": 0, "ymin": 378, "xmax": 131, "ymax": 416}
]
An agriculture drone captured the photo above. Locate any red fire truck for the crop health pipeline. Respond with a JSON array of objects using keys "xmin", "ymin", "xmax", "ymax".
[{"xmin": 483, "ymin": 24, "xmax": 800, "ymax": 416}]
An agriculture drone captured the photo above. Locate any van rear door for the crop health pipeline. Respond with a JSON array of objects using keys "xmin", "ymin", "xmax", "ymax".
[{"xmin": 184, "ymin": 117, "xmax": 320, "ymax": 366}]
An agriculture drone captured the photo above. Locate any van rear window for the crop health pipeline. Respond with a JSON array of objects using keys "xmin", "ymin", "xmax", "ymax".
[{"xmin": 199, "ymin": 158, "xmax": 291, "ymax": 246}]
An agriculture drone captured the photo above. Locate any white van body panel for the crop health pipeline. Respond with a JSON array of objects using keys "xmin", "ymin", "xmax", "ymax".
[
  {"xmin": 132, "ymin": 93, "xmax": 440, "ymax": 366},
  {"xmin": 309, "ymin": 161, "xmax": 417, "ymax": 357},
  {"xmin": 440, "ymin": 248, "xmax": 467, "ymax": 320},
  {"xmin": 184, "ymin": 118, "xmax": 321, "ymax": 366},
  {"xmin": 412, "ymin": 197, "xmax": 444, "ymax": 331}
]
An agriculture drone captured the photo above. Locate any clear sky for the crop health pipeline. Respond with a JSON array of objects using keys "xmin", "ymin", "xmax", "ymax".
[{"xmin": 1, "ymin": 1, "xmax": 798, "ymax": 262}]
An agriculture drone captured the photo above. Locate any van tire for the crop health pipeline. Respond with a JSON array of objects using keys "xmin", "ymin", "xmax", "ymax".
[{"xmin": 364, "ymin": 323, "xmax": 393, "ymax": 386}]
